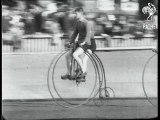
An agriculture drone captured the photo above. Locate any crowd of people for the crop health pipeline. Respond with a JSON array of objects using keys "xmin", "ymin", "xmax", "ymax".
[{"xmin": 2, "ymin": 0, "xmax": 158, "ymax": 50}]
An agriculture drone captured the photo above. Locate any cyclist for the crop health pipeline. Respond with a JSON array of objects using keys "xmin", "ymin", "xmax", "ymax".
[{"xmin": 61, "ymin": 7, "xmax": 96, "ymax": 80}]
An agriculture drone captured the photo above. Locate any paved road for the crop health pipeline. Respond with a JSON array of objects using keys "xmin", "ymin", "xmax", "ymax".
[
  {"xmin": 2, "ymin": 50, "xmax": 158, "ymax": 119},
  {"xmin": 2, "ymin": 50, "xmax": 157, "ymax": 99},
  {"xmin": 2, "ymin": 98, "xmax": 158, "ymax": 119}
]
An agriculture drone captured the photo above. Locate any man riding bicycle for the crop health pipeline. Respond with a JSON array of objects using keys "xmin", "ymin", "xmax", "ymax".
[{"xmin": 61, "ymin": 7, "xmax": 96, "ymax": 80}]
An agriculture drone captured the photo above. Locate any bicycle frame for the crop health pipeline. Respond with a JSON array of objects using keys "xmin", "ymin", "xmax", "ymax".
[{"xmin": 47, "ymin": 47, "xmax": 115, "ymax": 108}]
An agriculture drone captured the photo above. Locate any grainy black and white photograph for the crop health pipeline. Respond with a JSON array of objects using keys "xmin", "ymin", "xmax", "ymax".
[{"xmin": 2, "ymin": 0, "xmax": 158, "ymax": 119}]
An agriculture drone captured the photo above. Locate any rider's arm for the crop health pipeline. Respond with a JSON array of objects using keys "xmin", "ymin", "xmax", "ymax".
[
  {"xmin": 70, "ymin": 26, "xmax": 78, "ymax": 44},
  {"xmin": 84, "ymin": 21, "xmax": 92, "ymax": 45}
]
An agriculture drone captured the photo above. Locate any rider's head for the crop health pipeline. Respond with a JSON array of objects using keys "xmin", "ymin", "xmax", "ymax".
[{"xmin": 74, "ymin": 7, "xmax": 84, "ymax": 20}]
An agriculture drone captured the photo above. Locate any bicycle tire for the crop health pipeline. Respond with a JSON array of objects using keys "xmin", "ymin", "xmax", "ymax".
[
  {"xmin": 142, "ymin": 53, "xmax": 157, "ymax": 109},
  {"xmin": 51, "ymin": 50, "xmax": 98, "ymax": 108},
  {"xmin": 47, "ymin": 50, "xmax": 69, "ymax": 104},
  {"xmin": 92, "ymin": 53, "xmax": 115, "ymax": 98},
  {"xmin": 82, "ymin": 51, "xmax": 103, "ymax": 106},
  {"xmin": 88, "ymin": 53, "xmax": 103, "ymax": 97}
]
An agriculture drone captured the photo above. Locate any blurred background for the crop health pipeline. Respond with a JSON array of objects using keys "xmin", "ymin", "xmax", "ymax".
[
  {"xmin": 2, "ymin": 2, "xmax": 158, "ymax": 119},
  {"xmin": 2, "ymin": 0, "xmax": 158, "ymax": 52}
]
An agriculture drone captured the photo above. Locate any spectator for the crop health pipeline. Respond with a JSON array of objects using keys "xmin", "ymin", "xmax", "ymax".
[
  {"xmin": 132, "ymin": 21, "xmax": 144, "ymax": 38},
  {"xmin": 56, "ymin": 4, "xmax": 71, "ymax": 35},
  {"xmin": 30, "ymin": 4, "xmax": 44, "ymax": 34},
  {"xmin": 44, "ymin": 17, "xmax": 61, "ymax": 46},
  {"xmin": 111, "ymin": 20, "xmax": 123, "ymax": 36},
  {"xmin": 9, "ymin": 8, "xmax": 24, "ymax": 33},
  {"xmin": 55, "ymin": 4, "xmax": 75, "ymax": 44},
  {"xmin": 9, "ymin": 8, "xmax": 24, "ymax": 51},
  {"xmin": 21, "ymin": 11, "xmax": 34, "ymax": 34},
  {"xmin": 2, "ymin": 7, "xmax": 24, "ymax": 51},
  {"xmin": 2, "ymin": 5, "xmax": 12, "ymax": 33},
  {"xmin": 41, "ymin": 0, "xmax": 58, "ymax": 19},
  {"xmin": 153, "ymin": 15, "xmax": 158, "ymax": 38}
]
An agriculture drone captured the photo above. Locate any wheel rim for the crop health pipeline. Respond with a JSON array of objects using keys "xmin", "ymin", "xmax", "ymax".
[
  {"xmin": 50, "ymin": 50, "xmax": 98, "ymax": 108},
  {"xmin": 142, "ymin": 53, "xmax": 157, "ymax": 109}
]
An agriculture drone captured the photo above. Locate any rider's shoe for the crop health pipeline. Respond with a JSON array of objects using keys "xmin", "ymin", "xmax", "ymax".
[
  {"xmin": 69, "ymin": 75, "xmax": 77, "ymax": 80},
  {"xmin": 77, "ymin": 72, "xmax": 87, "ymax": 79},
  {"xmin": 61, "ymin": 74, "xmax": 71, "ymax": 80},
  {"xmin": 77, "ymin": 77, "xmax": 86, "ymax": 82},
  {"xmin": 75, "ymin": 68, "xmax": 82, "ymax": 76}
]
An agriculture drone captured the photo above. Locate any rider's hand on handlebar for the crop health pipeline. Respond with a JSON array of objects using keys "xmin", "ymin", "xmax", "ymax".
[
  {"xmin": 65, "ymin": 42, "xmax": 71, "ymax": 48},
  {"xmin": 65, "ymin": 42, "xmax": 75, "ymax": 48},
  {"xmin": 152, "ymin": 48, "xmax": 158, "ymax": 53}
]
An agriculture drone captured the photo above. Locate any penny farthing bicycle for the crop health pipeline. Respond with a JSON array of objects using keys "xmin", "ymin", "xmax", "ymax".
[
  {"xmin": 142, "ymin": 49, "xmax": 158, "ymax": 109},
  {"xmin": 47, "ymin": 43, "xmax": 115, "ymax": 108}
]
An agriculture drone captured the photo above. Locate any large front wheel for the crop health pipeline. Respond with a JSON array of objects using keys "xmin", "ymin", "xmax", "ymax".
[
  {"xmin": 142, "ymin": 53, "xmax": 158, "ymax": 109},
  {"xmin": 48, "ymin": 50, "xmax": 99, "ymax": 108}
]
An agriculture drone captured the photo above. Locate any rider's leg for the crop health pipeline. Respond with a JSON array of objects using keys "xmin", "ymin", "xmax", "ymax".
[
  {"xmin": 61, "ymin": 50, "xmax": 72, "ymax": 79},
  {"xmin": 65, "ymin": 50, "xmax": 72, "ymax": 75},
  {"xmin": 82, "ymin": 49, "xmax": 92, "ymax": 73},
  {"xmin": 73, "ymin": 47, "xmax": 86, "ymax": 73}
]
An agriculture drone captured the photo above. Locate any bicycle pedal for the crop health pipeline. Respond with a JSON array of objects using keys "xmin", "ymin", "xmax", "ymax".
[
  {"xmin": 69, "ymin": 77, "xmax": 76, "ymax": 81},
  {"xmin": 99, "ymin": 96, "xmax": 105, "ymax": 99},
  {"xmin": 75, "ymin": 69, "xmax": 81, "ymax": 73},
  {"xmin": 69, "ymin": 76, "xmax": 77, "ymax": 80},
  {"xmin": 105, "ymin": 94, "xmax": 109, "ymax": 98},
  {"xmin": 76, "ymin": 77, "xmax": 86, "ymax": 82}
]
